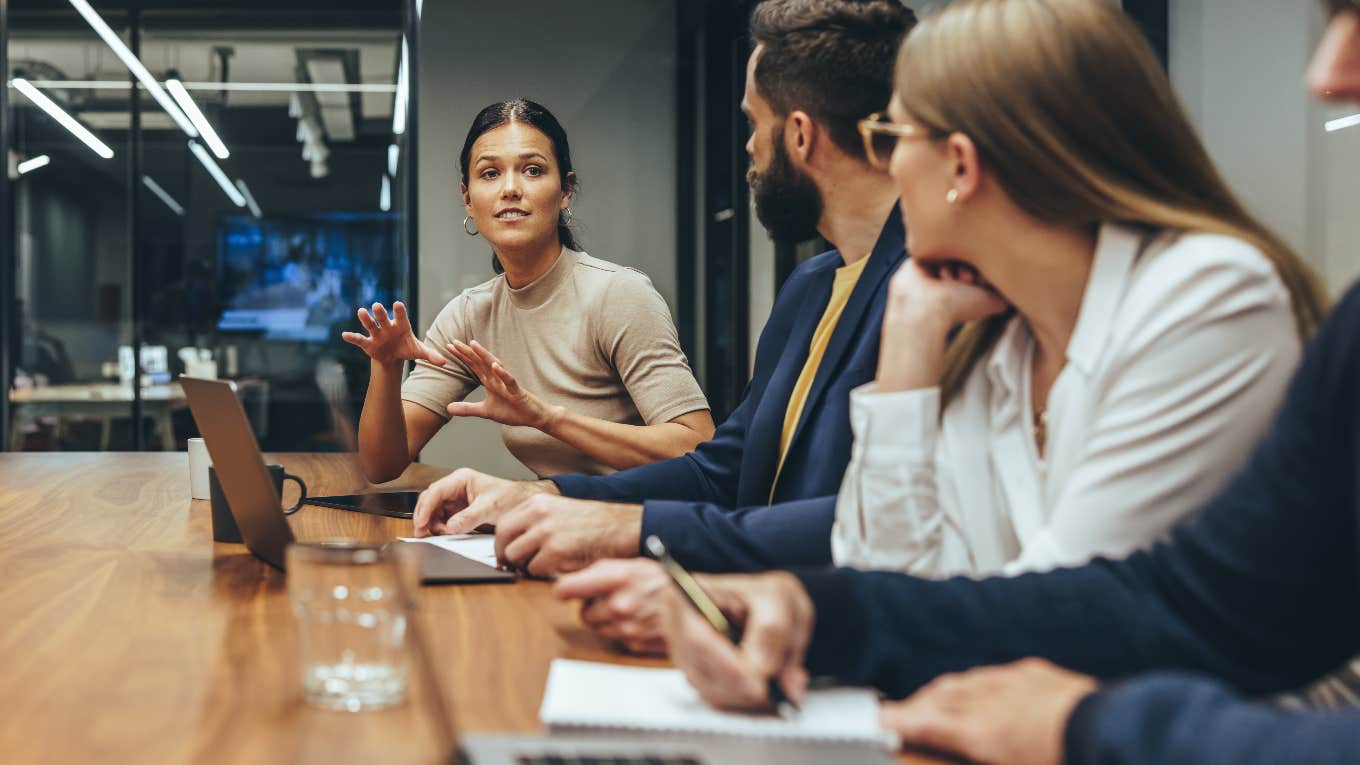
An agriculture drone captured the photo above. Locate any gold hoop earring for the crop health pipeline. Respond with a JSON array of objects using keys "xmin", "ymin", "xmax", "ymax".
[
  {"xmin": 945, "ymin": 189, "xmax": 960, "ymax": 205},
  {"xmin": 559, "ymin": 208, "xmax": 574, "ymax": 226},
  {"xmin": 463, "ymin": 216, "xmax": 479, "ymax": 237}
]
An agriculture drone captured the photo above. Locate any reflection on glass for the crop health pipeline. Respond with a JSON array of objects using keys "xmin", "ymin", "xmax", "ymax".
[{"xmin": 7, "ymin": 2, "xmax": 410, "ymax": 452}]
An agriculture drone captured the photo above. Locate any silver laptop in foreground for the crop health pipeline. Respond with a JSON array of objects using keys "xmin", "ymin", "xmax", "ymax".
[{"xmin": 456, "ymin": 732, "xmax": 895, "ymax": 765}]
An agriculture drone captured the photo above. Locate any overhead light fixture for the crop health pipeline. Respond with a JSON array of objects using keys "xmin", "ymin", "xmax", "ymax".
[
  {"xmin": 300, "ymin": 53, "xmax": 359, "ymax": 144},
  {"xmin": 189, "ymin": 140, "xmax": 246, "ymax": 207},
  {"xmin": 17, "ymin": 155, "xmax": 51, "ymax": 175},
  {"xmin": 66, "ymin": 0, "xmax": 198, "ymax": 138},
  {"xmin": 166, "ymin": 78, "xmax": 229, "ymax": 159},
  {"xmin": 142, "ymin": 176, "xmax": 184, "ymax": 215},
  {"xmin": 1325, "ymin": 113, "xmax": 1360, "ymax": 132},
  {"xmin": 392, "ymin": 37, "xmax": 408, "ymax": 136},
  {"xmin": 16, "ymin": 80, "xmax": 396, "ymax": 94},
  {"xmin": 183, "ymin": 81, "xmax": 396, "ymax": 94},
  {"xmin": 235, "ymin": 180, "xmax": 263, "ymax": 219},
  {"xmin": 290, "ymin": 93, "xmax": 331, "ymax": 178},
  {"xmin": 11, "ymin": 78, "xmax": 114, "ymax": 159},
  {"xmin": 302, "ymin": 55, "xmax": 357, "ymax": 142},
  {"xmin": 380, "ymin": 175, "xmax": 392, "ymax": 212},
  {"xmin": 388, "ymin": 143, "xmax": 400, "ymax": 176},
  {"xmin": 79, "ymin": 111, "xmax": 177, "ymax": 131}
]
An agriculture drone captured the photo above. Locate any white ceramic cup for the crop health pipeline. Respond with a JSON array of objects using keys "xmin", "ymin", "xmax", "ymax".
[{"xmin": 187, "ymin": 437, "xmax": 212, "ymax": 500}]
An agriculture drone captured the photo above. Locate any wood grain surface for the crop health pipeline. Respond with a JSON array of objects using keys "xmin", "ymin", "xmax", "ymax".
[{"xmin": 0, "ymin": 453, "xmax": 949, "ymax": 765}]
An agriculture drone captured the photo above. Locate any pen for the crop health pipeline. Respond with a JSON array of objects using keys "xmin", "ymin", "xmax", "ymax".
[{"xmin": 645, "ymin": 535, "xmax": 800, "ymax": 716}]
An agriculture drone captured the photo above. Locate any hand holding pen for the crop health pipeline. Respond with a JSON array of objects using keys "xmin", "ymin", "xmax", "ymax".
[{"xmin": 647, "ymin": 536, "xmax": 810, "ymax": 715}]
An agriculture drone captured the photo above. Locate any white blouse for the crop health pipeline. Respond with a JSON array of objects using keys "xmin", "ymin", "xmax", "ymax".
[{"xmin": 831, "ymin": 224, "xmax": 1302, "ymax": 578}]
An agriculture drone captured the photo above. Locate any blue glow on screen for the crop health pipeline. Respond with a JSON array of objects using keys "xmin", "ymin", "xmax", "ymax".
[{"xmin": 216, "ymin": 213, "xmax": 404, "ymax": 342}]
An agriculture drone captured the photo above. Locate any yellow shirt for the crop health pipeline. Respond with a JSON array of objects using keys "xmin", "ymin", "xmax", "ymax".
[{"xmin": 770, "ymin": 254, "xmax": 871, "ymax": 501}]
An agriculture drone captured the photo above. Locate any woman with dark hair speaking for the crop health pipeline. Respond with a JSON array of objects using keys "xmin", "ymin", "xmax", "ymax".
[{"xmin": 344, "ymin": 99, "xmax": 712, "ymax": 483}]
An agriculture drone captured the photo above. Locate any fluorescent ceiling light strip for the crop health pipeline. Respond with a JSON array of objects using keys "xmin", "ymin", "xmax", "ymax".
[
  {"xmin": 235, "ymin": 180, "xmax": 263, "ymax": 219},
  {"xmin": 66, "ymin": 0, "xmax": 198, "ymax": 138},
  {"xmin": 17, "ymin": 155, "xmax": 51, "ymax": 174},
  {"xmin": 142, "ymin": 176, "xmax": 184, "ymax": 215},
  {"xmin": 388, "ymin": 143, "xmax": 400, "ymax": 176},
  {"xmin": 15, "ymin": 79, "xmax": 130, "ymax": 90},
  {"xmin": 12, "ymin": 80, "xmax": 397, "ymax": 94},
  {"xmin": 380, "ymin": 175, "xmax": 392, "ymax": 212},
  {"xmin": 1325, "ymin": 113, "xmax": 1360, "ymax": 132},
  {"xmin": 189, "ymin": 141, "xmax": 246, "ymax": 207},
  {"xmin": 182, "ymin": 82, "xmax": 398, "ymax": 93},
  {"xmin": 392, "ymin": 37, "xmax": 408, "ymax": 136},
  {"xmin": 166, "ymin": 79, "xmax": 229, "ymax": 159},
  {"xmin": 11, "ymin": 78, "xmax": 114, "ymax": 159}
]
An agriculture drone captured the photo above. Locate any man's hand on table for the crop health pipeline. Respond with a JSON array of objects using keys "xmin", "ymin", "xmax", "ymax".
[
  {"xmin": 554, "ymin": 558, "xmax": 670, "ymax": 655},
  {"xmin": 493, "ymin": 496, "xmax": 642, "ymax": 578},
  {"xmin": 879, "ymin": 658, "xmax": 1096, "ymax": 765},
  {"xmin": 411, "ymin": 467, "xmax": 559, "ymax": 537}
]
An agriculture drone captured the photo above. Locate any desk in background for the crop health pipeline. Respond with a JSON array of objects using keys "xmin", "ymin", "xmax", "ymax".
[
  {"xmin": 8, "ymin": 379, "xmax": 267, "ymax": 450},
  {"xmin": 0, "ymin": 453, "xmax": 947, "ymax": 764}
]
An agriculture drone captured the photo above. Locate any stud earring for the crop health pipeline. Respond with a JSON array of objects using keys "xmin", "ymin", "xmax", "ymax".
[
  {"xmin": 945, "ymin": 189, "xmax": 960, "ymax": 204},
  {"xmin": 463, "ymin": 216, "xmax": 479, "ymax": 237}
]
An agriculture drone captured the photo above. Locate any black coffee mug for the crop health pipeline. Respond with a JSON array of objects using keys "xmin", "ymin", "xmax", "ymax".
[{"xmin": 208, "ymin": 464, "xmax": 308, "ymax": 543}]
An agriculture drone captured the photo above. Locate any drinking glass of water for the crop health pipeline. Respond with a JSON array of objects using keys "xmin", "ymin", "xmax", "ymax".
[{"xmin": 286, "ymin": 541, "xmax": 422, "ymax": 712}]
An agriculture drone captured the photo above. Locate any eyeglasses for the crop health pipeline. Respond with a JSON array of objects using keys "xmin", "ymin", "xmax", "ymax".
[{"xmin": 857, "ymin": 112, "xmax": 932, "ymax": 169}]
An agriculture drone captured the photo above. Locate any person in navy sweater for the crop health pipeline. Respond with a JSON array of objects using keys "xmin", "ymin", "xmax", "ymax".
[
  {"xmin": 656, "ymin": 3, "xmax": 1360, "ymax": 764},
  {"xmin": 408, "ymin": 0, "xmax": 917, "ymax": 577}
]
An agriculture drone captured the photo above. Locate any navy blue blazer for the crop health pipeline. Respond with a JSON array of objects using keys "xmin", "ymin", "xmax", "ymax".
[{"xmin": 550, "ymin": 207, "xmax": 907, "ymax": 572}]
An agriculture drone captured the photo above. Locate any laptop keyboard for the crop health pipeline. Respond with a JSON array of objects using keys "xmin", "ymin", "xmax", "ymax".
[{"xmin": 511, "ymin": 751, "xmax": 701, "ymax": 756}]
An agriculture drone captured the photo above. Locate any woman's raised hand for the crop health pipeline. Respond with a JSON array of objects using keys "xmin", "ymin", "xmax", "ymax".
[
  {"xmin": 341, "ymin": 301, "xmax": 446, "ymax": 366},
  {"xmin": 874, "ymin": 259, "xmax": 1010, "ymax": 393},
  {"xmin": 889, "ymin": 259, "xmax": 1010, "ymax": 329},
  {"xmin": 444, "ymin": 340, "xmax": 561, "ymax": 429}
]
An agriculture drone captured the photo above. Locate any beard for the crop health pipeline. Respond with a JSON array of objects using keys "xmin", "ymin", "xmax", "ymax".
[{"xmin": 747, "ymin": 132, "xmax": 823, "ymax": 243}]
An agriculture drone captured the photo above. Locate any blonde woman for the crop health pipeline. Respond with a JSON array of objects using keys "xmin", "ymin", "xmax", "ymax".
[{"xmin": 832, "ymin": 0, "xmax": 1327, "ymax": 577}]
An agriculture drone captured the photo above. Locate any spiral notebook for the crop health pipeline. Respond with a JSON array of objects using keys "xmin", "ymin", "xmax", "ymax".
[{"xmin": 538, "ymin": 660, "xmax": 894, "ymax": 748}]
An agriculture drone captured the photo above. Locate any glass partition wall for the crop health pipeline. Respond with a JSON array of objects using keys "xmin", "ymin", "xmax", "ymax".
[{"xmin": 3, "ymin": 0, "xmax": 414, "ymax": 451}]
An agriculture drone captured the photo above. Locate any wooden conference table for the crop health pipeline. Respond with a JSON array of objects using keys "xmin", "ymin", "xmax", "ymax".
[{"xmin": 0, "ymin": 453, "xmax": 946, "ymax": 764}]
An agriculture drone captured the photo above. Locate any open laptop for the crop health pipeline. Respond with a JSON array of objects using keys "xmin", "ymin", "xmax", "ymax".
[
  {"xmin": 455, "ymin": 728, "xmax": 895, "ymax": 764},
  {"xmin": 181, "ymin": 375, "xmax": 513, "ymax": 583}
]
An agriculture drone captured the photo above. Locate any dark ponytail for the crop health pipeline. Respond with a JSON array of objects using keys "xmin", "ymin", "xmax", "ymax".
[{"xmin": 458, "ymin": 98, "xmax": 581, "ymax": 274}]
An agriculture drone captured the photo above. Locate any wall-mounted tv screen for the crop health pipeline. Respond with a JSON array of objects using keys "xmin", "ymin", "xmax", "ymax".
[{"xmin": 216, "ymin": 213, "xmax": 403, "ymax": 342}]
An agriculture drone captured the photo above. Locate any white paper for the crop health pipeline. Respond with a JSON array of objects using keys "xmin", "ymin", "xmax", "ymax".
[
  {"xmin": 399, "ymin": 534, "xmax": 499, "ymax": 567},
  {"xmin": 539, "ymin": 659, "xmax": 893, "ymax": 747}
]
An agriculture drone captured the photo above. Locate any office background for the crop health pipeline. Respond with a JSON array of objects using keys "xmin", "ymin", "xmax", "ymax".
[{"xmin": 1, "ymin": 0, "xmax": 1357, "ymax": 479}]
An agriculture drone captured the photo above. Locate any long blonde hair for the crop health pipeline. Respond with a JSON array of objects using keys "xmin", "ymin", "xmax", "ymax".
[{"xmin": 895, "ymin": 0, "xmax": 1328, "ymax": 406}]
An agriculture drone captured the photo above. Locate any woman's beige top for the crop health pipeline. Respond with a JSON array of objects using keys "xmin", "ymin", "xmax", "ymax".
[{"xmin": 402, "ymin": 248, "xmax": 709, "ymax": 477}]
